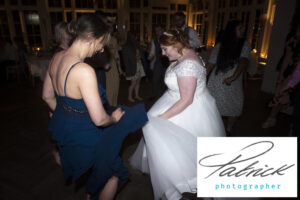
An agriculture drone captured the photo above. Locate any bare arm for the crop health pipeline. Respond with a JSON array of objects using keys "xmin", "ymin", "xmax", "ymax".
[
  {"xmin": 223, "ymin": 57, "xmax": 249, "ymax": 85},
  {"xmin": 78, "ymin": 65, "xmax": 124, "ymax": 126},
  {"xmin": 206, "ymin": 63, "xmax": 215, "ymax": 75},
  {"xmin": 148, "ymin": 41, "xmax": 156, "ymax": 60},
  {"xmin": 159, "ymin": 76, "xmax": 197, "ymax": 119},
  {"xmin": 42, "ymin": 70, "xmax": 56, "ymax": 111}
]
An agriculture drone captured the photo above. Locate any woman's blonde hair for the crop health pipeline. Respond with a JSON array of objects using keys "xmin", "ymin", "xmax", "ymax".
[{"xmin": 54, "ymin": 21, "xmax": 69, "ymax": 44}]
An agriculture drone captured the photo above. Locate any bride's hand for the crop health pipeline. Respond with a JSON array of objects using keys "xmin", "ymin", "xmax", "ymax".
[{"xmin": 158, "ymin": 113, "xmax": 168, "ymax": 119}]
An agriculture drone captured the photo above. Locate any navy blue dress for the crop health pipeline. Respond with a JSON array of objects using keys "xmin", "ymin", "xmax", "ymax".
[{"xmin": 48, "ymin": 62, "xmax": 148, "ymax": 199}]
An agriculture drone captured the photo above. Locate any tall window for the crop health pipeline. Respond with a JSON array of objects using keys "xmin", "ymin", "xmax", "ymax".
[
  {"xmin": 106, "ymin": 0, "xmax": 117, "ymax": 9},
  {"xmin": 244, "ymin": 12, "xmax": 250, "ymax": 37},
  {"xmin": 234, "ymin": 0, "xmax": 239, "ymax": 6},
  {"xmin": 98, "ymin": 0, "xmax": 104, "ymax": 8},
  {"xmin": 170, "ymin": 14, "xmax": 175, "ymax": 29},
  {"xmin": 10, "ymin": 0, "xmax": 18, "ymax": 5},
  {"xmin": 0, "ymin": 11, "xmax": 10, "ymax": 41},
  {"xmin": 143, "ymin": 13, "xmax": 148, "ymax": 41},
  {"xmin": 129, "ymin": 0, "xmax": 140, "ymax": 8},
  {"xmin": 251, "ymin": 9, "xmax": 262, "ymax": 49},
  {"xmin": 12, "ymin": 11, "xmax": 23, "ymax": 40},
  {"xmin": 75, "ymin": 0, "xmax": 93, "ymax": 8},
  {"xmin": 152, "ymin": 14, "xmax": 167, "ymax": 34},
  {"xmin": 50, "ymin": 12, "xmax": 64, "ymax": 34},
  {"xmin": 170, "ymin": 4, "xmax": 176, "ymax": 11},
  {"xmin": 130, "ymin": 12, "xmax": 140, "ymax": 39},
  {"xmin": 76, "ymin": 12, "xmax": 92, "ymax": 19},
  {"xmin": 177, "ymin": 4, "xmax": 186, "ymax": 11},
  {"xmin": 24, "ymin": 10, "xmax": 41, "ymax": 47},
  {"xmin": 48, "ymin": 0, "xmax": 62, "ymax": 7},
  {"xmin": 203, "ymin": 21, "xmax": 208, "ymax": 45},
  {"xmin": 257, "ymin": 0, "xmax": 264, "ymax": 4},
  {"xmin": 196, "ymin": 0, "xmax": 204, "ymax": 11},
  {"xmin": 65, "ymin": 0, "xmax": 71, "ymax": 8},
  {"xmin": 143, "ymin": 0, "xmax": 148, "ymax": 7},
  {"xmin": 22, "ymin": 0, "xmax": 36, "ymax": 6},
  {"xmin": 66, "ymin": 12, "xmax": 72, "ymax": 22},
  {"xmin": 196, "ymin": 14, "xmax": 203, "ymax": 33}
]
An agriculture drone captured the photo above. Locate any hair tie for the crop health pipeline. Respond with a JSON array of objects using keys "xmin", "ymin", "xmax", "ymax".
[{"xmin": 163, "ymin": 32, "xmax": 173, "ymax": 37}]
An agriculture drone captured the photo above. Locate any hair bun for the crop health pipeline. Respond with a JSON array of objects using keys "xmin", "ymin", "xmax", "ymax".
[{"xmin": 67, "ymin": 20, "xmax": 78, "ymax": 37}]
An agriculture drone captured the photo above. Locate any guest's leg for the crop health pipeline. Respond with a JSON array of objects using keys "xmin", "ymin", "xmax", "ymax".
[
  {"xmin": 98, "ymin": 176, "xmax": 119, "ymax": 200},
  {"xmin": 226, "ymin": 116, "xmax": 238, "ymax": 134},
  {"xmin": 134, "ymin": 78, "xmax": 143, "ymax": 100},
  {"xmin": 128, "ymin": 80, "xmax": 136, "ymax": 102}
]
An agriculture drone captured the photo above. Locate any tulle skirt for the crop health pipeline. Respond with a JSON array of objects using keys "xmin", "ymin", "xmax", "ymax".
[{"xmin": 130, "ymin": 88, "xmax": 225, "ymax": 200}]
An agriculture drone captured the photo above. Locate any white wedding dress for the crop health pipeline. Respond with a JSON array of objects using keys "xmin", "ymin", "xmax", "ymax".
[{"xmin": 130, "ymin": 59, "xmax": 225, "ymax": 200}]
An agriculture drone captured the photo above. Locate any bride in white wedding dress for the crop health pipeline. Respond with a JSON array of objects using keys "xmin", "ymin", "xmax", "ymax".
[{"xmin": 130, "ymin": 30, "xmax": 225, "ymax": 200}]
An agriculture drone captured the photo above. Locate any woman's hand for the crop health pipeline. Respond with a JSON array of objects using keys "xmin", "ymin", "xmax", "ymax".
[
  {"xmin": 111, "ymin": 108, "xmax": 125, "ymax": 123},
  {"xmin": 223, "ymin": 76, "xmax": 235, "ymax": 85},
  {"xmin": 158, "ymin": 113, "xmax": 168, "ymax": 119}
]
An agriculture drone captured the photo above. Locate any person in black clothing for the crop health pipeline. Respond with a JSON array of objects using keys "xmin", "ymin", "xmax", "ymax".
[{"xmin": 148, "ymin": 24, "xmax": 169, "ymax": 100}]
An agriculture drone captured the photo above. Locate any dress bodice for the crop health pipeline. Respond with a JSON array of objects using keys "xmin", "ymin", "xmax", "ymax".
[{"xmin": 164, "ymin": 59, "xmax": 207, "ymax": 99}]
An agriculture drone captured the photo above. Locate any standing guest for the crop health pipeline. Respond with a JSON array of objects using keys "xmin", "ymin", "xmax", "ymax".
[
  {"xmin": 272, "ymin": 60, "xmax": 300, "ymax": 136},
  {"xmin": 42, "ymin": 14, "xmax": 148, "ymax": 200},
  {"xmin": 148, "ymin": 24, "xmax": 169, "ymax": 100},
  {"xmin": 85, "ymin": 46, "xmax": 111, "ymax": 89},
  {"xmin": 106, "ymin": 33, "xmax": 124, "ymax": 106},
  {"xmin": 262, "ymin": 27, "xmax": 300, "ymax": 128},
  {"xmin": 121, "ymin": 32, "xmax": 146, "ymax": 102},
  {"xmin": 206, "ymin": 20, "xmax": 250, "ymax": 135},
  {"xmin": 53, "ymin": 21, "xmax": 72, "ymax": 54},
  {"xmin": 174, "ymin": 12, "xmax": 201, "ymax": 49}
]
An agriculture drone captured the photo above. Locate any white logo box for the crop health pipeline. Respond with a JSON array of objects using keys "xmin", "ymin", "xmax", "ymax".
[{"xmin": 197, "ymin": 137, "xmax": 297, "ymax": 197}]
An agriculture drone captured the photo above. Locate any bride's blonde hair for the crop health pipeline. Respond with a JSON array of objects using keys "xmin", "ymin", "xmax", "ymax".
[{"xmin": 159, "ymin": 29, "xmax": 190, "ymax": 55}]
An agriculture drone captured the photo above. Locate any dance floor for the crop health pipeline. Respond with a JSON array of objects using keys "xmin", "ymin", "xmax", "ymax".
[{"xmin": 0, "ymin": 76, "xmax": 293, "ymax": 200}]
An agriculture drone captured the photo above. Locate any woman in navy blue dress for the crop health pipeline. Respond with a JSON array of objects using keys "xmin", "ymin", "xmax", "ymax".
[{"xmin": 42, "ymin": 14, "xmax": 148, "ymax": 200}]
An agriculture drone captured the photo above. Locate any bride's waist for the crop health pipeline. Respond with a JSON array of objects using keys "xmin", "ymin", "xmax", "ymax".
[{"xmin": 166, "ymin": 87, "xmax": 208, "ymax": 99}]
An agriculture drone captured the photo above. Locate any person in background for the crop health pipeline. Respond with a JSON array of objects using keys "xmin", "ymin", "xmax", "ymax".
[
  {"xmin": 262, "ymin": 27, "xmax": 300, "ymax": 128},
  {"xmin": 104, "ymin": 15, "xmax": 124, "ymax": 107},
  {"xmin": 121, "ymin": 32, "xmax": 146, "ymax": 102},
  {"xmin": 174, "ymin": 12, "xmax": 201, "ymax": 50},
  {"xmin": 206, "ymin": 20, "xmax": 250, "ymax": 135},
  {"xmin": 53, "ymin": 21, "xmax": 72, "ymax": 54},
  {"xmin": 148, "ymin": 24, "xmax": 169, "ymax": 100},
  {"xmin": 268, "ymin": 60, "xmax": 300, "ymax": 135}
]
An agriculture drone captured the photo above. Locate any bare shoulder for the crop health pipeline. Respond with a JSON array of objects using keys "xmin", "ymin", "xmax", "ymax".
[{"xmin": 71, "ymin": 62, "xmax": 96, "ymax": 78}]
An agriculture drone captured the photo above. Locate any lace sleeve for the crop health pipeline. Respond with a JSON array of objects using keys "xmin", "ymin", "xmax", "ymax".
[{"xmin": 175, "ymin": 59, "xmax": 206, "ymax": 78}]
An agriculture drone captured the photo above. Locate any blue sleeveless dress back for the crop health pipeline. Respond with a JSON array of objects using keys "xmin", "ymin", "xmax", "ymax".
[{"xmin": 48, "ymin": 62, "xmax": 148, "ymax": 200}]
